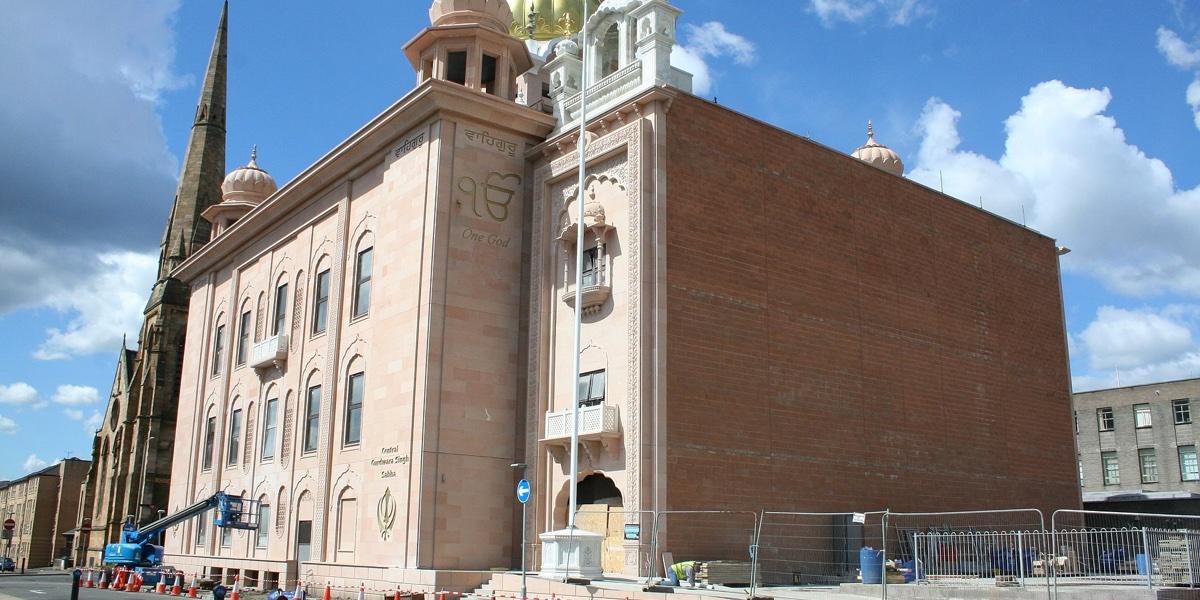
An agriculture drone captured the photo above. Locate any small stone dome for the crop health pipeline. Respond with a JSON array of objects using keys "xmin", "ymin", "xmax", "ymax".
[
  {"xmin": 583, "ymin": 198, "xmax": 606, "ymax": 228},
  {"xmin": 221, "ymin": 146, "xmax": 277, "ymax": 204},
  {"xmin": 851, "ymin": 121, "xmax": 904, "ymax": 176},
  {"xmin": 429, "ymin": 0, "xmax": 513, "ymax": 33}
]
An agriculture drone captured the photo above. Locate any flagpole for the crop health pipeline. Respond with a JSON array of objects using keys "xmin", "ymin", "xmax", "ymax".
[{"xmin": 567, "ymin": 0, "xmax": 589, "ymax": 531}]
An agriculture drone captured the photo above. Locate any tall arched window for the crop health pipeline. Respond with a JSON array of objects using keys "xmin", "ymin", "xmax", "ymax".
[
  {"xmin": 343, "ymin": 366, "xmax": 364, "ymax": 447},
  {"xmin": 211, "ymin": 315, "xmax": 226, "ymax": 376},
  {"xmin": 335, "ymin": 487, "xmax": 358, "ymax": 557},
  {"xmin": 599, "ymin": 22, "xmax": 620, "ymax": 78}
]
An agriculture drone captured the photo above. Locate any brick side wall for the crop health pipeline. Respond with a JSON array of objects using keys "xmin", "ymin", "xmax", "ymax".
[{"xmin": 662, "ymin": 95, "xmax": 1080, "ymax": 532}]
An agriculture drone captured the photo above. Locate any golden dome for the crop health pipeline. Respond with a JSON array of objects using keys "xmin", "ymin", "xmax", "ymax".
[{"xmin": 507, "ymin": 0, "xmax": 598, "ymax": 40}]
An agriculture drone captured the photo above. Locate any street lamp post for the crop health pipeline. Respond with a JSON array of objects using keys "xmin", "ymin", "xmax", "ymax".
[{"xmin": 567, "ymin": 0, "xmax": 591, "ymax": 536}]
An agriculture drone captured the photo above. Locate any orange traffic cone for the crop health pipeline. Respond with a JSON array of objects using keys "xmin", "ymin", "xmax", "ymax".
[
  {"xmin": 230, "ymin": 575, "xmax": 241, "ymax": 600},
  {"xmin": 358, "ymin": 583, "xmax": 366, "ymax": 600},
  {"xmin": 170, "ymin": 571, "xmax": 182, "ymax": 596},
  {"xmin": 84, "ymin": 568, "xmax": 94, "ymax": 588},
  {"xmin": 156, "ymin": 572, "xmax": 168, "ymax": 594},
  {"xmin": 187, "ymin": 573, "xmax": 199, "ymax": 599},
  {"xmin": 294, "ymin": 580, "xmax": 306, "ymax": 600},
  {"xmin": 394, "ymin": 589, "xmax": 401, "ymax": 600},
  {"xmin": 129, "ymin": 571, "xmax": 144, "ymax": 592},
  {"xmin": 99, "ymin": 568, "xmax": 109, "ymax": 589},
  {"xmin": 323, "ymin": 582, "xmax": 332, "ymax": 600},
  {"xmin": 112, "ymin": 566, "xmax": 125, "ymax": 591}
]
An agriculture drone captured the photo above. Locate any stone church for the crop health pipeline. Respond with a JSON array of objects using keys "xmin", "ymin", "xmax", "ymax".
[
  {"xmin": 84, "ymin": 0, "xmax": 1081, "ymax": 593},
  {"xmin": 73, "ymin": 2, "xmax": 228, "ymax": 568}
]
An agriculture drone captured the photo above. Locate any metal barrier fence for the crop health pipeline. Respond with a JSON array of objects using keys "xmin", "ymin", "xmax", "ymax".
[
  {"xmin": 652, "ymin": 510, "xmax": 759, "ymax": 587},
  {"xmin": 911, "ymin": 529, "xmax": 1044, "ymax": 587},
  {"xmin": 1050, "ymin": 509, "xmax": 1200, "ymax": 597},
  {"xmin": 750, "ymin": 510, "xmax": 887, "ymax": 594}
]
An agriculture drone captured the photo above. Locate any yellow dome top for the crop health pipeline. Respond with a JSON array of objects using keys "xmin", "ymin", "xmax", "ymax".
[{"xmin": 507, "ymin": 0, "xmax": 598, "ymax": 40}]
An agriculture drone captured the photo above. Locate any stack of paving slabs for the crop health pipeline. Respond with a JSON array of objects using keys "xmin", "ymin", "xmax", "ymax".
[{"xmin": 698, "ymin": 561, "xmax": 759, "ymax": 586}]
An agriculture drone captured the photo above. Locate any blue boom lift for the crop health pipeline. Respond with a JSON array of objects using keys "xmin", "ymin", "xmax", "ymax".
[{"xmin": 103, "ymin": 492, "xmax": 258, "ymax": 584}]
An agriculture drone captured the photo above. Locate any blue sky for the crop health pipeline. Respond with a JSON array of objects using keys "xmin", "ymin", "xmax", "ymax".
[{"xmin": 3, "ymin": 0, "xmax": 1200, "ymax": 480}]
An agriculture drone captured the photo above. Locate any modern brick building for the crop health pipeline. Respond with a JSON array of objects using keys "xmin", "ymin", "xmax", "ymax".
[
  {"xmin": 160, "ymin": 0, "xmax": 1079, "ymax": 592},
  {"xmin": 0, "ymin": 458, "xmax": 90, "ymax": 568},
  {"xmin": 1074, "ymin": 378, "xmax": 1200, "ymax": 514}
]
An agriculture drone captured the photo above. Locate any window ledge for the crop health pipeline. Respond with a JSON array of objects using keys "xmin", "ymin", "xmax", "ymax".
[{"xmin": 349, "ymin": 312, "xmax": 370, "ymax": 325}]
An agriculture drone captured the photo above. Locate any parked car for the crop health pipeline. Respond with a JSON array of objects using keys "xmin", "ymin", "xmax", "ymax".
[{"xmin": 0, "ymin": 557, "xmax": 14, "ymax": 572}]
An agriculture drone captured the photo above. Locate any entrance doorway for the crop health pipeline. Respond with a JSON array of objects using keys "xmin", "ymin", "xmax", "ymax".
[{"xmin": 556, "ymin": 473, "xmax": 626, "ymax": 574}]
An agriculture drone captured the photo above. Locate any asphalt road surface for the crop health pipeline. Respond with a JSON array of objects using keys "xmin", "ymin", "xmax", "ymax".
[{"xmin": 0, "ymin": 572, "xmax": 182, "ymax": 600}]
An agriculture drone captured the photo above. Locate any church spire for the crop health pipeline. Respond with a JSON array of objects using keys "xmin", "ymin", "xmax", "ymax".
[{"xmin": 158, "ymin": 1, "xmax": 228, "ymax": 281}]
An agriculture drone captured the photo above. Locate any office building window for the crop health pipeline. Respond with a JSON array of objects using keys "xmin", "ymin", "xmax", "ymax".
[
  {"xmin": 236, "ymin": 311, "xmax": 251, "ymax": 366},
  {"xmin": 353, "ymin": 247, "xmax": 373, "ymax": 319},
  {"xmin": 1078, "ymin": 456, "xmax": 1084, "ymax": 487},
  {"xmin": 578, "ymin": 370, "xmax": 606, "ymax": 407},
  {"xmin": 1181, "ymin": 446, "xmax": 1199, "ymax": 481},
  {"xmin": 1102, "ymin": 451, "xmax": 1120, "ymax": 485},
  {"xmin": 1098, "ymin": 407, "xmax": 1115, "ymax": 432},
  {"xmin": 202, "ymin": 415, "xmax": 216, "ymax": 470},
  {"xmin": 304, "ymin": 385, "xmax": 321, "ymax": 453},
  {"xmin": 1134, "ymin": 403, "xmax": 1152, "ymax": 429},
  {"xmin": 221, "ymin": 525, "xmax": 232, "ymax": 547},
  {"xmin": 212, "ymin": 324, "xmax": 225, "ymax": 376},
  {"xmin": 261, "ymin": 398, "xmax": 278, "ymax": 460},
  {"xmin": 227, "ymin": 408, "xmax": 243, "ymax": 465},
  {"xmin": 273, "ymin": 283, "xmax": 289, "ymax": 335},
  {"xmin": 344, "ymin": 372, "xmax": 364, "ymax": 447},
  {"xmin": 312, "ymin": 269, "xmax": 330, "ymax": 334},
  {"xmin": 1139, "ymin": 448, "xmax": 1159, "ymax": 483},
  {"xmin": 1175, "ymin": 399, "xmax": 1192, "ymax": 425},
  {"xmin": 195, "ymin": 517, "xmax": 206, "ymax": 546}
]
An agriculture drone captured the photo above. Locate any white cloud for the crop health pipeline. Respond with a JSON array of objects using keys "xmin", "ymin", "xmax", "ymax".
[
  {"xmin": 63, "ymin": 408, "xmax": 85, "ymax": 421},
  {"xmin": 910, "ymin": 80, "xmax": 1200, "ymax": 298},
  {"xmin": 0, "ymin": 383, "xmax": 39, "ymax": 406},
  {"xmin": 33, "ymin": 252, "xmax": 156, "ymax": 360},
  {"xmin": 671, "ymin": 21, "xmax": 757, "ymax": 96},
  {"xmin": 0, "ymin": 415, "xmax": 16, "ymax": 435},
  {"xmin": 1080, "ymin": 306, "xmax": 1197, "ymax": 369},
  {"xmin": 22, "ymin": 454, "xmax": 48, "ymax": 473},
  {"xmin": 52, "ymin": 384, "xmax": 101, "ymax": 406},
  {"xmin": 1158, "ymin": 27, "xmax": 1200, "ymax": 131},
  {"xmin": 1158, "ymin": 27, "xmax": 1200, "ymax": 68},
  {"xmin": 0, "ymin": 1, "xmax": 184, "ymax": 359},
  {"xmin": 809, "ymin": 0, "xmax": 932, "ymax": 27},
  {"xmin": 83, "ymin": 411, "xmax": 104, "ymax": 433}
]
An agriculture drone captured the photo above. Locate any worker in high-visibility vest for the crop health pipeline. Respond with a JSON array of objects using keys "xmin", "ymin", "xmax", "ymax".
[{"xmin": 666, "ymin": 561, "xmax": 699, "ymax": 587}]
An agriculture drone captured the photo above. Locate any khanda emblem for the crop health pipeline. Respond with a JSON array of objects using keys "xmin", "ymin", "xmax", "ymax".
[{"xmin": 377, "ymin": 487, "xmax": 397, "ymax": 540}]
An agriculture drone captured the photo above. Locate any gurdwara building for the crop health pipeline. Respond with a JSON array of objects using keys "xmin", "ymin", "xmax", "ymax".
[{"xmin": 161, "ymin": 0, "xmax": 1081, "ymax": 592}]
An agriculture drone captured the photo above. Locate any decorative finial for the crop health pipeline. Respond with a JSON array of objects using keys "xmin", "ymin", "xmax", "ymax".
[
  {"xmin": 251, "ymin": 144, "xmax": 257, "ymax": 162},
  {"xmin": 866, "ymin": 120, "xmax": 876, "ymax": 144},
  {"xmin": 526, "ymin": 4, "xmax": 538, "ymax": 38}
]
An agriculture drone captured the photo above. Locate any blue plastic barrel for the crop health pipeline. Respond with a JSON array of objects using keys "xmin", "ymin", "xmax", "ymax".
[
  {"xmin": 1137, "ymin": 553, "xmax": 1148, "ymax": 576},
  {"xmin": 860, "ymin": 547, "xmax": 884, "ymax": 584}
]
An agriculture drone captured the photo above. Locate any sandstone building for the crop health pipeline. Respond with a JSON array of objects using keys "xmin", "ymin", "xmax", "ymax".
[
  {"xmin": 74, "ymin": 1, "xmax": 228, "ymax": 568},
  {"xmin": 0, "ymin": 458, "xmax": 90, "ymax": 568},
  {"xmin": 160, "ymin": 0, "xmax": 1079, "ymax": 591}
]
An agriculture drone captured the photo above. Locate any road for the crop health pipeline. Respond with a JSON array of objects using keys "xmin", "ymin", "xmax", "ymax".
[{"xmin": 0, "ymin": 572, "xmax": 184, "ymax": 600}]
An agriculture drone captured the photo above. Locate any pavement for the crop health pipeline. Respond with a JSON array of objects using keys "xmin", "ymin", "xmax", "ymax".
[{"xmin": 0, "ymin": 572, "xmax": 267, "ymax": 600}]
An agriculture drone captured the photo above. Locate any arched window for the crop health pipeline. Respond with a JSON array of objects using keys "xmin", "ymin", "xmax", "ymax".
[
  {"xmin": 335, "ymin": 488, "xmax": 358, "ymax": 557},
  {"xmin": 261, "ymin": 389, "xmax": 279, "ymax": 461},
  {"xmin": 236, "ymin": 299, "xmax": 253, "ymax": 366},
  {"xmin": 351, "ymin": 241, "xmax": 373, "ymax": 319},
  {"xmin": 272, "ymin": 275, "xmax": 289, "ymax": 336},
  {"xmin": 312, "ymin": 257, "xmax": 331, "ymax": 335},
  {"xmin": 211, "ymin": 315, "xmax": 226, "ymax": 376},
  {"xmin": 343, "ymin": 367, "xmax": 364, "ymax": 447},
  {"xmin": 227, "ymin": 398, "xmax": 243, "ymax": 466},
  {"xmin": 202, "ymin": 406, "xmax": 217, "ymax": 470},
  {"xmin": 599, "ymin": 22, "xmax": 620, "ymax": 78},
  {"xmin": 303, "ymin": 372, "xmax": 322, "ymax": 454},
  {"xmin": 255, "ymin": 495, "xmax": 270, "ymax": 550}
]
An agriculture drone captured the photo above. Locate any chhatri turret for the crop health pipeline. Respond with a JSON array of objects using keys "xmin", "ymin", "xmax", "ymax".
[
  {"xmin": 201, "ymin": 146, "xmax": 278, "ymax": 237},
  {"xmin": 404, "ymin": 0, "xmax": 533, "ymax": 100},
  {"xmin": 851, "ymin": 120, "xmax": 905, "ymax": 176}
]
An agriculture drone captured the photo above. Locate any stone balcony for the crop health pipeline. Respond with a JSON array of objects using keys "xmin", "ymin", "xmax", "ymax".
[
  {"xmin": 249, "ymin": 333, "xmax": 288, "ymax": 370},
  {"xmin": 561, "ymin": 281, "xmax": 611, "ymax": 316},
  {"xmin": 542, "ymin": 403, "xmax": 620, "ymax": 463}
]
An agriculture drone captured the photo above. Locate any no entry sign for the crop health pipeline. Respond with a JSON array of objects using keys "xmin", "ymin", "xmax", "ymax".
[{"xmin": 2, "ymin": 518, "xmax": 14, "ymax": 531}]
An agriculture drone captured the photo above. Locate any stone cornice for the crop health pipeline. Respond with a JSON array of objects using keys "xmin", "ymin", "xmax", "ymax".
[{"xmin": 174, "ymin": 79, "xmax": 556, "ymax": 282}]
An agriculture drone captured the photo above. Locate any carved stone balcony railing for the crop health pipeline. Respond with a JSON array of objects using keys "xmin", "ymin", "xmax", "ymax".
[
  {"xmin": 561, "ymin": 281, "xmax": 611, "ymax": 316},
  {"xmin": 542, "ymin": 403, "xmax": 620, "ymax": 463},
  {"xmin": 560, "ymin": 62, "xmax": 644, "ymax": 125},
  {"xmin": 249, "ymin": 333, "xmax": 288, "ymax": 370}
]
